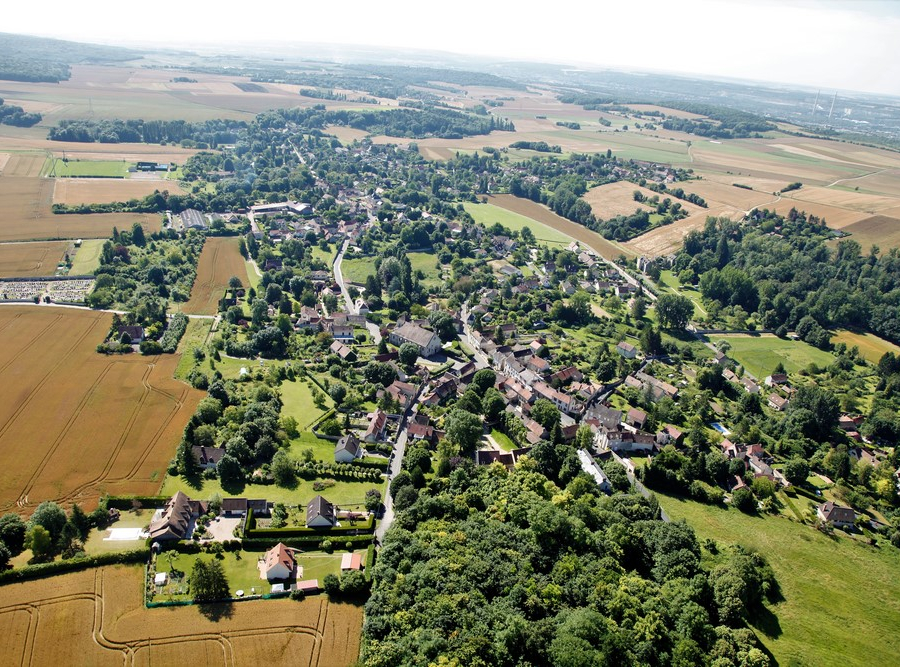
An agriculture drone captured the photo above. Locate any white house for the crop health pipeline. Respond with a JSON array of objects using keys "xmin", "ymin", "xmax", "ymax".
[
  {"xmin": 261, "ymin": 542, "xmax": 296, "ymax": 581},
  {"xmin": 335, "ymin": 433, "xmax": 362, "ymax": 462},
  {"xmin": 389, "ymin": 322, "xmax": 442, "ymax": 358}
]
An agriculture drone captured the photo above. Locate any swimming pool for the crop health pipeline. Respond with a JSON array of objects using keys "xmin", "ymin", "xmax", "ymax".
[{"xmin": 709, "ymin": 422, "xmax": 731, "ymax": 436}]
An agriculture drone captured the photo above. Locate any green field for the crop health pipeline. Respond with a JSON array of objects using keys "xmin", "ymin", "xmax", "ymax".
[
  {"xmin": 68, "ymin": 239, "xmax": 105, "ymax": 275},
  {"xmin": 47, "ymin": 159, "xmax": 129, "ymax": 178},
  {"xmin": 341, "ymin": 256, "xmax": 377, "ymax": 284},
  {"xmin": 159, "ymin": 473, "xmax": 382, "ymax": 507},
  {"xmin": 280, "ymin": 378, "xmax": 332, "ymax": 431},
  {"xmin": 715, "ymin": 334, "xmax": 835, "ymax": 379},
  {"xmin": 174, "ymin": 319, "xmax": 213, "ymax": 381},
  {"xmin": 245, "ymin": 259, "xmax": 262, "ymax": 291},
  {"xmin": 831, "ymin": 329, "xmax": 900, "ymax": 363},
  {"xmin": 658, "ymin": 270, "xmax": 707, "ymax": 318},
  {"xmin": 489, "ymin": 429, "xmax": 515, "ymax": 451},
  {"xmin": 656, "ymin": 491, "xmax": 900, "ymax": 667},
  {"xmin": 464, "ymin": 202, "xmax": 573, "ymax": 248}
]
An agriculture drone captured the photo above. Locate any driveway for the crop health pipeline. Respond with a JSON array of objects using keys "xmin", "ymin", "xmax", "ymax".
[{"xmin": 205, "ymin": 516, "xmax": 242, "ymax": 542}]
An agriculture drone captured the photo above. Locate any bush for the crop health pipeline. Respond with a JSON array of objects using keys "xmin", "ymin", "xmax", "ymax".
[
  {"xmin": 732, "ymin": 487, "xmax": 756, "ymax": 513},
  {"xmin": 159, "ymin": 313, "xmax": 189, "ymax": 352},
  {"xmin": 139, "ymin": 340, "xmax": 163, "ymax": 355}
]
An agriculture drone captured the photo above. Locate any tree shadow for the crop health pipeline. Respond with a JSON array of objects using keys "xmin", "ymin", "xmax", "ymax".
[
  {"xmin": 184, "ymin": 473, "xmax": 204, "ymax": 492},
  {"xmin": 196, "ymin": 601, "xmax": 234, "ymax": 622},
  {"xmin": 220, "ymin": 478, "xmax": 246, "ymax": 495},
  {"xmin": 749, "ymin": 603, "xmax": 783, "ymax": 639}
]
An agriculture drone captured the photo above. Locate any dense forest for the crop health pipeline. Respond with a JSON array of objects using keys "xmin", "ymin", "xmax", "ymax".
[
  {"xmin": 363, "ymin": 459, "xmax": 776, "ymax": 666},
  {"xmin": 659, "ymin": 103, "xmax": 776, "ymax": 139},
  {"xmin": 673, "ymin": 209, "xmax": 900, "ymax": 345},
  {"xmin": 47, "ymin": 118, "xmax": 247, "ymax": 145},
  {"xmin": 0, "ymin": 32, "xmax": 140, "ymax": 83}
]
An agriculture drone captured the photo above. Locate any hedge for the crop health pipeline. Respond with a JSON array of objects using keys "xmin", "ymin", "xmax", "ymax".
[
  {"xmin": 365, "ymin": 543, "xmax": 376, "ymax": 581},
  {"xmin": 241, "ymin": 535, "xmax": 373, "ymax": 551},
  {"xmin": 0, "ymin": 548, "xmax": 149, "ymax": 585},
  {"xmin": 245, "ymin": 516, "xmax": 374, "ymax": 539},
  {"xmin": 105, "ymin": 495, "xmax": 169, "ymax": 510},
  {"xmin": 160, "ymin": 312, "xmax": 189, "ymax": 352}
]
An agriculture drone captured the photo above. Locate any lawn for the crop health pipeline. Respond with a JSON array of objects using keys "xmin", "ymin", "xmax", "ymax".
[
  {"xmin": 408, "ymin": 251, "xmax": 442, "ymax": 287},
  {"xmin": 657, "ymin": 270, "xmax": 707, "ymax": 318},
  {"xmin": 656, "ymin": 490, "xmax": 900, "ymax": 667},
  {"xmin": 715, "ymin": 334, "xmax": 835, "ymax": 379},
  {"xmin": 288, "ymin": 431, "xmax": 338, "ymax": 463},
  {"xmin": 245, "ymin": 259, "xmax": 261, "ymax": 291},
  {"xmin": 341, "ymin": 255, "xmax": 377, "ymax": 284},
  {"xmin": 49, "ymin": 159, "xmax": 129, "ymax": 178},
  {"xmin": 84, "ymin": 509, "xmax": 151, "ymax": 555},
  {"xmin": 489, "ymin": 429, "xmax": 516, "ymax": 452},
  {"xmin": 159, "ymin": 474, "xmax": 383, "ymax": 507},
  {"xmin": 68, "ymin": 239, "xmax": 105, "ymax": 275},
  {"xmin": 174, "ymin": 318, "xmax": 213, "ymax": 381},
  {"xmin": 280, "ymin": 378, "xmax": 332, "ymax": 430},
  {"xmin": 463, "ymin": 202, "xmax": 573, "ymax": 248}
]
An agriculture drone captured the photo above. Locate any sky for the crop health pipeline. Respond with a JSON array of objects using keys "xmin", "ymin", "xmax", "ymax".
[{"xmin": 5, "ymin": 0, "xmax": 900, "ymax": 96}]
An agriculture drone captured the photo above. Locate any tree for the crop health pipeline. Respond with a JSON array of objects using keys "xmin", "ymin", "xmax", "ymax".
[
  {"xmin": 0, "ymin": 513, "xmax": 27, "ymax": 556},
  {"xmin": 482, "ymin": 388, "xmax": 505, "ymax": 421},
  {"xmin": 655, "ymin": 293, "xmax": 693, "ymax": 329},
  {"xmin": 639, "ymin": 326, "xmax": 662, "ymax": 356},
  {"xmin": 228, "ymin": 275, "xmax": 243, "ymax": 290},
  {"xmin": 470, "ymin": 368, "xmax": 497, "ymax": 396},
  {"xmin": 782, "ymin": 458, "xmax": 810, "ymax": 486},
  {"xmin": 398, "ymin": 342, "xmax": 419, "ymax": 368},
  {"xmin": 365, "ymin": 488, "xmax": 382, "ymax": 512},
  {"xmin": 190, "ymin": 559, "xmax": 230, "ymax": 602},
  {"xmin": 25, "ymin": 525, "xmax": 53, "ymax": 562},
  {"xmin": 789, "ymin": 385, "xmax": 839, "ymax": 441},
  {"xmin": 216, "ymin": 454, "xmax": 244, "ymax": 488},
  {"xmin": 731, "ymin": 487, "xmax": 755, "ymax": 513},
  {"xmin": 131, "ymin": 222, "xmax": 146, "ymax": 247},
  {"xmin": 429, "ymin": 311, "xmax": 457, "ymax": 342},
  {"xmin": 69, "ymin": 504, "xmax": 91, "ymax": 541},
  {"xmin": 531, "ymin": 399, "xmax": 561, "ymax": 431},
  {"xmin": 29, "ymin": 501, "xmax": 67, "ymax": 542},
  {"xmin": 631, "ymin": 296, "xmax": 647, "ymax": 320},
  {"xmin": 271, "ymin": 449, "xmax": 296, "ymax": 487},
  {"xmin": 364, "ymin": 361, "xmax": 397, "ymax": 387},
  {"xmin": 444, "ymin": 409, "xmax": 483, "ymax": 453}
]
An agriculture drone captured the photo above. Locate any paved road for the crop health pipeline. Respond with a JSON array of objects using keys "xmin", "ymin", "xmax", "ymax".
[
  {"xmin": 333, "ymin": 239, "xmax": 356, "ymax": 315},
  {"xmin": 375, "ymin": 426, "xmax": 409, "ymax": 543}
]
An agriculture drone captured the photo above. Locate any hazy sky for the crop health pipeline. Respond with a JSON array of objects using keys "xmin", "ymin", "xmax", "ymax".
[{"xmin": 6, "ymin": 0, "xmax": 900, "ymax": 96}]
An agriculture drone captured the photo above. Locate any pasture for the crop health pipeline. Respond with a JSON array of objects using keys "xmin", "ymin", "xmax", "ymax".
[
  {"xmin": 181, "ymin": 237, "xmax": 246, "ymax": 316},
  {"xmin": 45, "ymin": 159, "xmax": 128, "ymax": 178},
  {"xmin": 0, "ymin": 565, "xmax": 363, "ymax": 666},
  {"xmin": 656, "ymin": 491, "xmax": 900, "ymax": 667},
  {"xmin": 0, "ymin": 177, "xmax": 162, "ymax": 241},
  {"xmin": 486, "ymin": 194, "xmax": 635, "ymax": 259},
  {"xmin": 68, "ymin": 239, "xmax": 106, "ymax": 275},
  {"xmin": 463, "ymin": 201, "xmax": 572, "ymax": 248},
  {"xmin": 0, "ymin": 307, "xmax": 202, "ymax": 512},
  {"xmin": 831, "ymin": 329, "xmax": 900, "ymax": 363},
  {"xmin": 0, "ymin": 241, "xmax": 68, "ymax": 277},
  {"xmin": 713, "ymin": 334, "xmax": 835, "ymax": 379}
]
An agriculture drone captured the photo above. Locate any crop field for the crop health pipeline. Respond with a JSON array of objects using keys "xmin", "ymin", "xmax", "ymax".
[
  {"xmin": 0, "ymin": 241, "xmax": 68, "ymax": 277},
  {"xmin": 0, "ymin": 565, "xmax": 363, "ymax": 666},
  {"xmin": 0, "ymin": 177, "xmax": 162, "ymax": 241},
  {"xmin": 582, "ymin": 181, "xmax": 705, "ymax": 220},
  {"xmin": 53, "ymin": 176, "xmax": 186, "ymax": 205},
  {"xmin": 832, "ymin": 329, "xmax": 900, "ymax": 362},
  {"xmin": 45, "ymin": 159, "xmax": 128, "ymax": 178},
  {"xmin": 834, "ymin": 214, "xmax": 900, "ymax": 248},
  {"xmin": 656, "ymin": 491, "xmax": 900, "ymax": 667},
  {"xmin": 324, "ymin": 124, "xmax": 370, "ymax": 144},
  {"xmin": 0, "ymin": 307, "xmax": 202, "ymax": 512},
  {"xmin": 463, "ymin": 201, "xmax": 571, "ymax": 247},
  {"xmin": 181, "ymin": 237, "xmax": 246, "ymax": 315},
  {"xmin": 678, "ymin": 179, "xmax": 778, "ymax": 211},
  {"xmin": 712, "ymin": 333, "xmax": 835, "ymax": 379},
  {"xmin": 486, "ymin": 194, "xmax": 635, "ymax": 259},
  {"xmin": 0, "ymin": 153, "xmax": 46, "ymax": 177}
]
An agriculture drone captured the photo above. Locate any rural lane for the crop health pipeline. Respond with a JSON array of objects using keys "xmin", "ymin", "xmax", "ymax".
[
  {"xmin": 333, "ymin": 239, "xmax": 356, "ymax": 315},
  {"xmin": 375, "ymin": 426, "xmax": 409, "ymax": 544}
]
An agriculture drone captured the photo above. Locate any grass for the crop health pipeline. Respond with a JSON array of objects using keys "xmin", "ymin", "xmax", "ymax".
[
  {"xmin": 656, "ymin": 490, "xmax": 900, "ymax": 667},
  {"xmin": 280, "ymin": 378, "xmax": 332, "ymax": 430},
  {"xmin": 658, "ymin": 270, "xmax": 707, "ymax": 318},
  {"xmin": 245, "ymin": 259, "xmax": 261, "ymax": 291},
  {"xmin": 287, "ymin": 431, "xmax": 337, "ymax": 463},
  {"xmin": 84, "ymin": 510, "xmax": 150, "ymax": 555},
  {"xmin": 68, "ymin": 239, "xmax": 105, "ymax": 275},
  {"xmin": 831, "ymin": 329, "xmax": 900, "ymax": 363},
  {"xmin": 48, "ymin": 159, "xmax": 129, "ymax": 178},
  {"xmin": 715, "ymin": 334, "xmax": 835, "ymax": 379},
  {"xmin": 408, "ymin": 251, "xmax": 442, "ymax": 287},
  {"xmin": 489, "ymin": 429, "xmax": 516, "ymax": 452},
  {"xmin": 159, "ymin": 474, "xmax": 383, "ymax": 507},
  {"xmin": 174, "ymin": 319, "xmax": 213, "ymax": 381},
  {"xmin": 341, "ymin": 256, "xmax": 377, "ymax": 284},
  {"xmin": 463, "ymin": 202, "xmax": 573, "ymax": 248}
]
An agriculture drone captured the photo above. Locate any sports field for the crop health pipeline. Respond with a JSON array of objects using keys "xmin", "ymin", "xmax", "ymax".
[
  {"xmin": 181, "ymin": 237, "xmax": 246, "ymax": 315},
  {"xmin": 0, "ymin": 307, "xmax": 202, "ymax": 512},
  {"xmin": 714, "ymin": 333, "xmax": 835, "ymax": 379},
  {"xmin": 657, "ymin": 491, "xmax": 900, "ymax": 667},
  {"xmin": 0, "ymin": 241, "xmax": 68, "ymax": 277},
  {"xmin": 0, "ymin": 565, "xmax": 363, "ymax": 666}
]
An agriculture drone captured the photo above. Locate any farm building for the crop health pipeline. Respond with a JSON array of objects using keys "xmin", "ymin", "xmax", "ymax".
[
  {"xmin": 341, "ymin": 552, "xmax": 363, "ymax": 571},
  {"xmin": 306, "ymin": 495, "xmax": 337, "ymax": 528}
]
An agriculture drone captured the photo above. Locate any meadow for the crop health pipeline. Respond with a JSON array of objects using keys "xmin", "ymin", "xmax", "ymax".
[
  {"xmin": 45, "ymin": 158, "xmax": 128, "ymax": 178},
  {"xmin": 68, "ymin": 239, "xmax": 106, "ymax": 275},
  {"xmin": 0, "ymin": 564, "xmax": 363, "ymax": 666},
  {"xmin": 713, "ymin": 334, "xmax": 835, "ymax": 379},
  {"xmin": 656, "ymin": 491, "xmax": 900, "ymax": 667},
  {"xmin": 0, "ymin": 307, "xmax": 202, "ymax": 512},
  {"xmin": 831, "ymin": 329, "xmax": 900, "ymax": 363},
  {"xmin": 463, "ymin": 201, "xmax": 572, "ymax": 247}
]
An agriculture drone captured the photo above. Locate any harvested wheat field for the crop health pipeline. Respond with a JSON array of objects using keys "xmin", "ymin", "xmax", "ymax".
[
  {"xmin": 678, "ymin": 179, "xmax": 778, "ymax": 211},
  {"xmin": 487, "ymin": 194, "xmax": 635, "ymax": 260},
  {"xmin": 0, "ymin": 565, "xmax": 363, "ymax": 666},
  {"xmin": 0, "ymin": 177, "xmax": 162, "ymax": 241},
  {"xmin": 53, "ymin": 178, "xmax": 185, "ymax": 206},
  {"xmin": 182, "ymin": 237, "xmax": 246, "ymax": 316},
  {"xmin": 770, "ymin": 197, "xmax": 868, "ymax": 229},
  {"xmin": 838, "ymin": 215, "xmax": 900, "ymax": 249},
  {"xmin": 0, "ymin": 154, "xmax": 46, "ymax": 178},
  {"xmin": 0, "ymin": 307, "xmax": 202, "ymax": 512},
  {"xmin": 0, "ymin": 241, "xmax": 68, "ymax": 277},
  {"xmin": 583, "ymin": 181, "xmax": 704, "ymax": 220}
]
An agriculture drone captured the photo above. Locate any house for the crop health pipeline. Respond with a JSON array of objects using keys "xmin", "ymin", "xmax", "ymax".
[
  {"xmin": 116, "ymin": 325, "xmax": 144, "ymax": 344},
  {"xmin": 616, "ymin": 341, "xmax": 638, "ymax": 359},
  {"xmin": 385, "ymin": 380, "xmax": 417, "ymax": 410},
  {"xmin": 583, "ymin": 405, "xmax": 623, "ymax": 430},
  {"xmin": 626, "ymin": 408, "xmax": 648, "ymax": 430},
  {"xmin": 768, "ymin": 394, "xmax": 788, "ymax": 411},
  {"xmin": 221, "ymin": 498, "xmax": 248, "ymax": 516},
  {"xmin": 577, "ymin": 449, "xmax": 611, "ymax": 493},
  {"xmin": 741, "ymin": 377, "xmax": 760, "ymax": 394},
  {"xmin": 362, "ymin": 409, "xmax": 388, "ymax": 443},
  {"xmin": 306, "ymin": 495, "xmax": 337, "ymax": 528},
  {"xmin": 533, "ymin": 381, "xmax": 582, "ymax": 415},
  {"xmin": 595, "ymin": 425, "xmax": 655, "ymax": 453},
  {"xmin": 764, "ymin": 373, "xmax": 788, "ymax": 387},
  {"xmin": 817, "ymin": 501, "xmax": 856, "ymax": 529},
  {"xmin": 330, "ymin": 340, "xmax": 357, "ymax": 361},
  {"xmin": 656, "ymin": 425, "xmax": 684, "ymax": 446},
  {"xmin": 389, "ymin": 322, "xmax": 442, "ymax": 357},
  {"xmin": 192, "ymin": 445, "xmax": 225, "ymax": 470},
  {"xmin": 148, "ymin": 491, "xmax": 198, "ymax": 541},
  {"xmin": 340, "ymin": 552, "xmax": 363, "ymax": 571},
  {"xmin": 549, "ymin": 366, "xmax": 583, "ymax": 386},
  {"xmin": 329, "ymin": 323, "xmax": 355, "ymax": 341},
  {"xmin": 261, "ymin": 543, "xmax": 296, "ymax": 581},
  {"xmin": 335, "ymin": 433, "xmax": 362, "ymax": 463}
]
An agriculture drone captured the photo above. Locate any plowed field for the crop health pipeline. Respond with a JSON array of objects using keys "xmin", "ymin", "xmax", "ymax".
[{"xmin": 0, "ymin": 307, "xmax": 202, "ymax": 512}]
